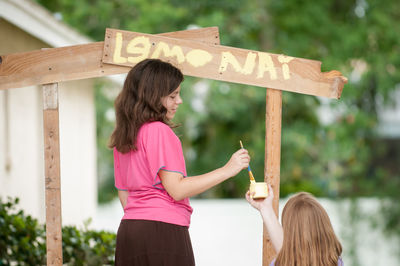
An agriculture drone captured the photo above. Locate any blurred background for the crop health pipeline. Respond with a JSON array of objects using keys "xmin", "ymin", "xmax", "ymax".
[{"xmin": 0, "ymin": 0, "xmax": 399, "ymax": 265}]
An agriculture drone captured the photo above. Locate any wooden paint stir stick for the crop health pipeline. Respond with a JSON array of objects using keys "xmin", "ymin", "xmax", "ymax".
[{"xmin": 239, "ymin": 140, "xmax": 256, "ymax": 184}]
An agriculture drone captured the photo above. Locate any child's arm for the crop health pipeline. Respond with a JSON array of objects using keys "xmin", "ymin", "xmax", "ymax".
[
  {"xmin": 246, "ymin": 184, "xmax": 283, "ymax": 253},
  {"xmin": 159, "ymin": 149, "xmax": 250, "ymax": 201}
]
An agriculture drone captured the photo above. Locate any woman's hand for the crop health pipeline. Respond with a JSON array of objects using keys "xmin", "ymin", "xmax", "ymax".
[
  {"xmin": 246, "ymin": 183, "xmax": 274, "ymax": 213},
  {"xmin": 221, "ymin": 149, "xmax": 250, "ymax": 178}
]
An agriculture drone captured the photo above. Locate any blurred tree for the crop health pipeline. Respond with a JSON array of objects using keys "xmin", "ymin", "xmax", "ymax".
[
  {"xmin": 264, "ymin": 0, "xmax": 400, "ymax": 198},
  {"xmin": 94, "ymin": 80, "xmax": 118, "ymax": 203}
]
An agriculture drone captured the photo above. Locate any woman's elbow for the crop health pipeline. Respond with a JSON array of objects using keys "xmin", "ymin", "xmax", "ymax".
[
  {"xmin": 166, "ymin": 189, "xmax": 187, "ymax": 201},
  {"xmin": 170, "ymin": 192, "xmax": 186, "ymax": 202}
]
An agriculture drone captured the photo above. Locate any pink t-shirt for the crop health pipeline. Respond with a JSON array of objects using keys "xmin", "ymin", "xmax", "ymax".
[{"xmin": 113, "ymin": 121, "xmax": 193, "ymax": 227}]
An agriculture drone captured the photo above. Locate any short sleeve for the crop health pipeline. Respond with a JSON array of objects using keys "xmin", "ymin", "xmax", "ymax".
[
  {"xmin": 144, "ymin": 123, "xmax": 186, "ymax": 189},
  {"xmin": 113, "ymin": 148, "xmax": 127, "ymax": 190}
]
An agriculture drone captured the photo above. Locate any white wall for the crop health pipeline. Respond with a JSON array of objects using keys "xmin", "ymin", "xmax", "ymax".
[
  {"xmin": 58, "ymin": 80, "xmax": 97, "ymax": 226},
  {"xmin": 0, "ymin": 86, "xmax": 44, "ymax": 219},
  {"xmin": 0, "ymin": 81, "xmax": 98, "ymax": 226}
]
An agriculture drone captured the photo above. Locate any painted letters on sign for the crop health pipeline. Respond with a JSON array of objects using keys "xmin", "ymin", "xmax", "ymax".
[
  {"xmin": 110, "ymin": 32, "xmax": 292, "ymax": 80},
  {"xmin": 113, "ymin": 32, "xmax": 213, "ymax": 67},
  {"xmin": 102, "ymin": 28, "xmax": 345, "ymax": 99}
]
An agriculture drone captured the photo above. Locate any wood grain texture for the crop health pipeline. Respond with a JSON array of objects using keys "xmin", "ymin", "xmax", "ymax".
[
  {"xmin": 42, "ymin": 83, "xmax": 63, "ymax": 266},
  {"xmin": 263, "ymin": 88, "xmax": 282, "ymax": 266},
  {"xmin": 103, "ymin": 29, "xmax": 347, "ymax": 98},
  {"xmin": 0, "ymin": 27, "xmax": 220, "ymax": 90}
]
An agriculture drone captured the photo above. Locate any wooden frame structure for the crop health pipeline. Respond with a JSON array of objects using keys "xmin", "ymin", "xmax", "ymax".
[{"xmin": 0, "ymin": 26, "xmax": 347, "ymax": 266}]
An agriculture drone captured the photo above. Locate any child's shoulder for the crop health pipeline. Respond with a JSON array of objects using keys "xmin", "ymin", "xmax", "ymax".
[
  {"xmin": 140, "ymin": 121, "xmax": 179, "ymax": 144},
  {"xmin": 141, "ymin": 121, "xmax": 172, "ymax": 135},
  {"xmin": 143, "ymin": 121, "xmax": 169, "ymax": 128}
]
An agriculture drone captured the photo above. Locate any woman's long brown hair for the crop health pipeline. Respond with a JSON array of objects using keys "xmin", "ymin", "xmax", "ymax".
[
  {"xmin": 275, "ymin": 192, "xmax": 342, "ymax": 266},
  {"xmin": 109, "ymin": 59, "xmax": 183, "ymax": 153}
]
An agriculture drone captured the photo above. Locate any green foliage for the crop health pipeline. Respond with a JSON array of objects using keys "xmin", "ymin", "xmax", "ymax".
[
  {"xmin": 62, "ymin": 224, "xmax": 115, "ymax": 266},
  {"xmin": 0, "ymin": 197, "xmax": 116, "ymax": 265},
  {"xmin": 95, "ymin": 80, "xmax": 119, "ymax": 203},
  {"xmin": 35, "ymin": 0, "xmax": 188, "ymax": 40},
  {"xmin": 0, "ymin": 198, "xmax": 46, "ymax": 265}
]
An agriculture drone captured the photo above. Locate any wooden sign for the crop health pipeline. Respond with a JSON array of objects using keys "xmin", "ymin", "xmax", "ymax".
[
  {"xmin": 102, "ymin": 28, "xmax": 347, "ymax": 99},
  {"xmin": 0, "ymin": 27, "xmax": 220, "ymax": 90}
]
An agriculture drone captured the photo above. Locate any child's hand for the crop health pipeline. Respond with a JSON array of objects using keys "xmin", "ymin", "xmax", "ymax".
[
  {"xmin": 246, "ymin": 183, "xmax": 274, "ymax": 213},
  {"xmin": 222, "ymin": 149, "xmax": 250, "ymax": 178}
]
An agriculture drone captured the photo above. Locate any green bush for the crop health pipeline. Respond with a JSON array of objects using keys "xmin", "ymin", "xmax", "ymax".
[{"xmin": 0, "ymin": 197, "xmax": 116, "ymax": 265}]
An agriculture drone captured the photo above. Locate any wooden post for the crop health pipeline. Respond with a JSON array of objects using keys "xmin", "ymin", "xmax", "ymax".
[
  {"xmin": 263, "ymin": 88, "xmax": 282, "ymax": 265},
  {"xmin": 42, "ymin": 83, "xmax": 63, "ymax": 265}
]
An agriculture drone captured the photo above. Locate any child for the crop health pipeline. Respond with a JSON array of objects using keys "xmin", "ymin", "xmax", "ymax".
[
  {"xmin": 246, "ymin": 184, "xmax": 343, "ymax": 266},
  {"xmin": 109, "ymin": 58, "xmax": 250, "ymax": 266}
]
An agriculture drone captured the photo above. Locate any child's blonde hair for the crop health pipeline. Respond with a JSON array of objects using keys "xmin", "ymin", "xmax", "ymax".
[{"xmin": 275, "ymin": 192, "xmax": 342, "ymax": 266}]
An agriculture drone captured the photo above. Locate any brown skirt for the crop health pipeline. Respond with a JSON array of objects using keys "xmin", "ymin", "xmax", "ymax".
[{"xmin": 115, "ymin": 219, "xmax": 195, "ymax": 266}]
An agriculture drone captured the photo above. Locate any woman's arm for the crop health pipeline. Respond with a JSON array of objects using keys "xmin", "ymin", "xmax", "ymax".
[
  {"xmin": 246, "ymin": 184, "xmax": 283, "ymax": 253},
  {"xmin": 118, "ymin": 190, "xmax": 129, "ymax": 209},
  {"xmin": 159, "ymin": 149, "xmax": 250, "ymax": 201}
]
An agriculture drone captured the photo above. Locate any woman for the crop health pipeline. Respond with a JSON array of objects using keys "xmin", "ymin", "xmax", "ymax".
[{"xmin": 109, "ymin": 58, "xmax": 250, "ymax": 265}]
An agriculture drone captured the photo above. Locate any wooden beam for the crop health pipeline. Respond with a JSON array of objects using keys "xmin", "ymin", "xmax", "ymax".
[
  {"xmin": 102, "ymin": 29, "xmax": 347, "ymax": 99},
  {"xmin": 0, "ymin": 27, "xmax": 220, "ymax": 90},
  {"xmin": 0, "ymin": 27, "xmax": 347, "ymax": 98},
  {"xmin": 42, "ymin": 83, "xmax": 63, "ymax": 266},
  {"xmin": 263, "ymin": 88, "xmax": 282, "ymax": 265}
]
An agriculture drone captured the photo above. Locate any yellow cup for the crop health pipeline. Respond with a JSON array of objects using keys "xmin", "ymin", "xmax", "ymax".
[{"xmin": 249, "ymin": 182, "xmax": 269, "ymax": 199}]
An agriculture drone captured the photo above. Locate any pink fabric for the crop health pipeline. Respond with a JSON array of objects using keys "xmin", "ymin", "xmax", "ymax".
[{"xmin": 114, "ymin": 121, "xmax": 193, "ymax": 227}]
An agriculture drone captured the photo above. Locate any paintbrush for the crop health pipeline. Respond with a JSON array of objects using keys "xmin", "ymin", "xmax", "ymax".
[{"xmin": 239, "ymin": 140, "xmax": 256, "ymax": 184}]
